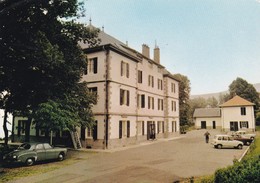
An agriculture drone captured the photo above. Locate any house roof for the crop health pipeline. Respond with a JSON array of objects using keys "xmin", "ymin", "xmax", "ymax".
[
  {"xmin": 193, "ymin": 108, "xmax": 221, "ymax": 118},
  {"xmin": 219, "ymin": 95, "xmax": 254, "ymax": 107}
]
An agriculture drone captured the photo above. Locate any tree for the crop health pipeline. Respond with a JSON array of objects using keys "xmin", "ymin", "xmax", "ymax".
[
  {"xmin": 33, "ymin": 82, "xmax": 97, "ymax": 132},
  {"xmin": 206, "ymin": 96, "xmax": 218, "ymax": 107},
  {"xmin": 173, "ymin": 74, "xmax": 191, "ymax": 126},
  {"xmin": 0, "ymin": 0, "xmax": 100, "ymax": 143},
  {"xmin": 228, "ymin": 77, "xmax": 260, "ymax": 109},
  {"xmin": 189, "ymin": 97, "xmax": 207, "ymax": 119}
]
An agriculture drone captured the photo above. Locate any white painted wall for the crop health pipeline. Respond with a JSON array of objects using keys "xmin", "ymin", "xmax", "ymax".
[
  {"xmin": 221, "ymin": 106, "xmax": 255, "ymax": 130},
  {"xmin": 0, "ymin": 110, "xmax": 12, "ymax": 138},
  {"xmin": 194, "ymin": 117, "xmax": 221, "ymax": 129}
]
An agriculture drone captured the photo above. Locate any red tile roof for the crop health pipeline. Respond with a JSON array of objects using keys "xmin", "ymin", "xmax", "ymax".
[{"xmin": 219, "ymin": 95, "xmax": 254, "ymax": 107}]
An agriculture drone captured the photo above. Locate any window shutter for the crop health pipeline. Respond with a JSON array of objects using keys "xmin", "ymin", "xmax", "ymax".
[
  {"xmin": 162, "ymin": 122, "xmax": 164, "ymax": 133},
  {"xmin": 141, "ymin": 94, "xmax": 145, "ymax": 108},
  {"xmin": 93, "ymin": 58, "xmax": 98, "ymax": 74},
  {"xmin": 127, "ymin": 121, "xmax": 130, "ymax": 138},
  {"xmin": 93, "ymin": 121, "xmax": 98, "ymax": 140},
  {"xmin": 240, "ymin": 122, "xmax": 242, "ymax": 128},
  {"xmin": 142, "ymin": 121, "xmax": 145, "ymax": 135},
  {"xmin": 119, "ymin": 121, "xmax": 122, "ymax": 139},
  {"xmin": 126, "ymin": 63, "xmax": 129, "ymax": 78},
  {"xmin": 85, "ymin": 61, "xmax": 88, "ymax": 75},
  {"xmin": 120, "ymin": 89, "xmax": 123, "ymax": 105},
  {"xmin": 127, "ymin": 90, "xmax": 130, "ymax": 106},
  {"xmin": 121, "ymin": 61, "xmax": 123, "ymax": 76}
]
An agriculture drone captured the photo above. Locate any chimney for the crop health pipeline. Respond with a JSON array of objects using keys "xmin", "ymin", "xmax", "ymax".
[
  {"xmin": 142, "ymin": 44, "xmax": 150, "ymax": 58},
  {"xmin": 154, "ymin": 46, "xmax": 160, "ymax": 64}
]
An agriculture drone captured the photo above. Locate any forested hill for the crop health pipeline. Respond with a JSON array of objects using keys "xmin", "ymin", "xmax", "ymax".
[{"xmin": 191, "ymin": 83, "xmax": 260, "ymax": 100}]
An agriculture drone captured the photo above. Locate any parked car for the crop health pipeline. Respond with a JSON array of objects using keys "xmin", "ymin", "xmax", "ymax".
[
  {"xmin": 211, "ymin": 135, "xmax": 243, "ymax": 149},
  {"xmin": 233, "ymin": 135, "xmax": 253, "ymax": 145},
  {"xmin": 0, "ymin": 143, "xmax": 19, "ymax": 162},
  {"xmin": 3, "ymin": 142, "xmax": 67, "ymax": 166},
  {"xmin": 233, "ymin": 130, "xmax": 256, "ymax": 140}
]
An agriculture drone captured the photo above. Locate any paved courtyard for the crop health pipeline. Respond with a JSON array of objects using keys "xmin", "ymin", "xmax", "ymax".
[{"xmin": 10, "ymin": 129, "xmax": 247, "ymax": 183}]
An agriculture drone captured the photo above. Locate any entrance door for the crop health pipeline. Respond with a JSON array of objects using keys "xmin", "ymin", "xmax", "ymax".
[
  {"xmin": 212, "ymin": 121, "xmax": 216, "ymax": 129},
  {"xmin": 230, "ymin": 122, "xmax": 238, "ymax": 131},
  {"xmin": 201, "ymin": 121, "xmax": 206, "ymax": 129},
  {"xmin": 147, "ymin": 121, "xmax": 156, "ymax": 140}
]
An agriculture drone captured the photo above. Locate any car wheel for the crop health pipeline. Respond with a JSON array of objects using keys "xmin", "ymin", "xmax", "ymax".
[
  {"xmin": 217, "ymin": 144, "xmax": 222, "ymax": 149},
  {"xmin": 58, "ymin": 153, "xmax": 64, "ymax": 161},
  {"xmin": 246, "ymin": 141, "xmax": 251, "ymax": 146},
  {"xmin": 237, "ymin": 144, "xmax": 243, "ymax": 149},
  {"xmin": 26, "ymin": 158, "xmax": 34, "ymax": 166}
]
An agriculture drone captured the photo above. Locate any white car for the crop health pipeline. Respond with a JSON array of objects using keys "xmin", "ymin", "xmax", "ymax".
[
  {"xmin": 211, "ymin": 135, "xmax": 243, "ymax": 149},
  {"xmin": 233, "ymin": 130, "xmax": 256, "ymax": 140}
]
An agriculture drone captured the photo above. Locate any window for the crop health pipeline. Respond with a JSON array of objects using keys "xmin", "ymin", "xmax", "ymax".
[
  {"xmin": 137, "ymin": 121, "xmax": 145, "ymax": 136},
  {"xmin": 148, "ymin": 96, "xmax": 154, "ymax": 109},
  {"xmin": 85, "ymin": 57, "xmax": 98, "ymax": 74},
  {"xmin": 241, "ymin": 107, "xmax": 246, "ymax": 115},
  {"xmin": 148, "ymin": 75, "xmax": 154, "ymax": 87},
  {"xmin": 172, "ymin": 101, "xmax": 176, "ymax": 111},
  {"xmin": 240, "ymin": 121, "xmax": 248, "ymax": 129},
  {"xmin": 138, "ymin": 94, "xmax": 145, "ymax": 108},
  {"xmin": 89, "ymin": 87, "xmax": 97, "ymax": 94},
  {"xmin": 17, "ymin": 120, "xmax": 26, "ymax": 136},
  {"xmin": 119, "ymin": 120, "xmax": 130, "ymax": 138},
  {"xmin": 171, "ymin": 83, "xmax": 176, "ymax": 93},
  {"xmin": 158, "ymin": 99, "xmax": 164, "ymax": 111},
  {"xmin": 157, "ymin": 121, "xmax": 161, "ymax": 134},
  {"xmin": 120, "ymin": 89, "xmax": 130, "ymax": 106},
  {"xmin": 158, "ymin": 79, "xmax": 163, "ymax": 90},
  {"xmin": 141, "ymin": 94, "xmax": 145, "ymax": 108},
  {"xmin": 121, "ymin": 61, "xmax": 129, "ymax": 78},
  {"xmin": 87, "ymin": 127, "xmax": 92, "ymax": 137},
  {"xmin": 36, "ymin": 144, "xmax": 44, "ymax": 150},
  {"xmin": 43, "ymin": 143, "xmax": 52, "ymax": 149},
  {"xmin": 138, "ymin": 70, "xmax": 142, "ymax": 83},
  {"xmin": 86, "ymin": 121, "xmax": 98, "ymax": 140},
  {"xmin": 172, "ymin": 121, "xmax": 177, "ymax": 132}
]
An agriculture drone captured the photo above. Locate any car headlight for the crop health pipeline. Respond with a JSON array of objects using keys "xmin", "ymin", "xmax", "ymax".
[{"xmin": 12, "ymin": 155, "xmax": 17, "ymax": 159}]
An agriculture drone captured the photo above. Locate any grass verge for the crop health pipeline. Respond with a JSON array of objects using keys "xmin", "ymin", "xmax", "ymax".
[{"xmin": 0, "ymin": 150, "xmax": 95, "ymax": 183}]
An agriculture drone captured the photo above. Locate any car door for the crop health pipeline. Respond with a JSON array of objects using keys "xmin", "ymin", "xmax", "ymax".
[
  {"xmin": 222, "ymin": 136, "xmax": 229, "ymax": 148},
  {"xmin": 35, "ymin": 144, "xmax": 46, "ymax": 161},
  {"xmin": 43, "ymin": 143, "xmax": 57, "ymax": 160}
]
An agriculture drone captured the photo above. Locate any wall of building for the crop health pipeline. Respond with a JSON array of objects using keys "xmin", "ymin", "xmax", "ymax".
[
  {"xmin": 221, "ymin": 106, "xmax": 255, "ymax": 131},
  {"xmin": 194, "ymin": 117, "xmax": 221, "ymax": 129}
]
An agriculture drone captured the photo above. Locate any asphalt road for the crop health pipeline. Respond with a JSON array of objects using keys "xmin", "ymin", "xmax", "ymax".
[{"xmin": 9, "ymin": 129, "xmax": 247, "ymax": 183}]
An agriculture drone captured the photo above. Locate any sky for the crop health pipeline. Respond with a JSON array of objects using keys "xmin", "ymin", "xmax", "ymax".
[{"xmin": 80, "ymin": 0, "xmax": 260, "ymax": 95}]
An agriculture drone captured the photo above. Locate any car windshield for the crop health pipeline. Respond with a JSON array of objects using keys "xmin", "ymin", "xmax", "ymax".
[{"xmin": 18, "ymin": 143, "xmax": 31, "ymax": 150}]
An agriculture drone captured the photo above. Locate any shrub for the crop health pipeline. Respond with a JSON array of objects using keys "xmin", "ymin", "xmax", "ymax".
[{"xmin": 214, "ymin": 156, "xmax": 260, "ymax": 183}]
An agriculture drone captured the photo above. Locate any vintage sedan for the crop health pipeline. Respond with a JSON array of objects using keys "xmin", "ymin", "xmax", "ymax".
[
  {"xmin": 3, "ymin": 142, "xmax": 67, "ymax": 166},
  {"xmin": 233, "ymin": 130, "xmax": 256, "ymax": 140},
  {"xmin": 233, "ymin": 135, "xmax": 253, "ymax": 145},
  {"xmin": 211, "ymin": 135, "xmax": 243, "ymax": 149}
]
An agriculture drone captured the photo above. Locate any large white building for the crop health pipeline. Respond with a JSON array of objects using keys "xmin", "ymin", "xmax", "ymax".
[
  {"xmin": 79, "ymin": 25, "xmax": 180, "ymax": 149},
  {"xmin": 11, "ymin": 25, "xmax": 180, "ymax": 149}
]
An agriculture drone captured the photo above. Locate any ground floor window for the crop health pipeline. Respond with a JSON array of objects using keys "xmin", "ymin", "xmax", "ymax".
[
  {"xmin": 172, "ymin": 121, "xmax": 176, "ymax": 132},
  {"xmin": 157, "ymin": 121, "xmax": 164, "ymax": 134},
  {"xmin": 86, "ymin": 121, "xmax": 98, "ymax": 140},
  {"xmin": 201, "ymin": 121, "xmax": 206, "ymax": 129},
  {"xmin": 119, "ymin": 120, "xmax": 130, "ymax": 139},
  {"xmin": 240, "ymin": 121, "xmax": 248, "ymax": 129},
  {"xmin": 17, "ymin": 120, "xmax": 26, "ymax": 136},
  {"xmin": 137, "ymin": 121, "xmax": 145, "ymax": 136},
  {"xmin": 230, "ymin": 121, "xmax": 239, "ymax": 131}
]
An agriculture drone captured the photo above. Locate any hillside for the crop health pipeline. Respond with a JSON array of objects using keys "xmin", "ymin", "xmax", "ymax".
[{"xmin": 191, "ymin": 83, "xmax": 260, "ymax": 100}]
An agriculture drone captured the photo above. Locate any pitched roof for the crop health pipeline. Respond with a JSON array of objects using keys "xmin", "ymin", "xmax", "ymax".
[
  {"xmin": 219, "ymin": 95, "xmax": 254, "ymax": 107},
  {"xmin": 193, "ymin": 108, "xmax": 221, "ymax": 118}
]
